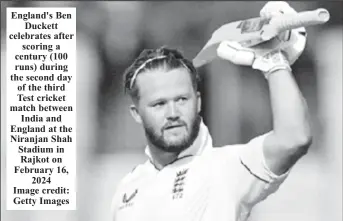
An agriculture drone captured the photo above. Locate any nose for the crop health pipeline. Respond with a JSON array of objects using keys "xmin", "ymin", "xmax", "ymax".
[{"xmin": 166, "ymin": 102, "xmax": 180, "ymax": 120}]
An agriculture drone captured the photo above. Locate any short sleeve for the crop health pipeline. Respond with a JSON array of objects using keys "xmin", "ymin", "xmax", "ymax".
[
  {"xmin": 236, "ymin": 132, "xmax": 291, "ymax": 218},
  {"xmin": 239, "ymin": 132, "xmax": 290, "ymax": 184}
]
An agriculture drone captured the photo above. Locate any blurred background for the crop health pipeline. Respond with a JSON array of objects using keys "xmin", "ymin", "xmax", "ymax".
[{"xmin": 1, "ymin": 1, "xmax": 342, "ymax": 221}]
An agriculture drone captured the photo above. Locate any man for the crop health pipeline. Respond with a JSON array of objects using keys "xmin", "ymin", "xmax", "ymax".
[{"xmin": 111, "ymin": 2, "xmax": 312, "ymax": 221}]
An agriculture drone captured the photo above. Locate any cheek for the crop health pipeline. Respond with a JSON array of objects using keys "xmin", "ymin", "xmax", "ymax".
[
  {"xmin": 182, "ymin": 100, "xmax": 198, "ymax": 121},
  {"xmin": 141, "ymin": 109, "xmax": 165, "ymax": 129}
]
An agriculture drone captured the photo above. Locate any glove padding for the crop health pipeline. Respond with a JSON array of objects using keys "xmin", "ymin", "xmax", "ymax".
[
  {"xmin": 217, "ymin": 1, "xmax": 307, "ymax": 78},
  {"xmin": 260, "ymin": 1, "xmax": 298, "ymax": 19},
  {"xmin": 217, "ymin": 40, "xmax": 291, "ymax": 79},
  {"xmin": 260, "ymin": 1, "xmax": 307, "ymax": 65}
]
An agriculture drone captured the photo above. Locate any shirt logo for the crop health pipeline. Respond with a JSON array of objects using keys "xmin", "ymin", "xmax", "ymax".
[
  {"xmin": 172, "ymin": 168, "xmax": 188, "ymax": 200},
  {"xmin": 119, "ymin": 189, "xmax": 138, "ymax": 210}
]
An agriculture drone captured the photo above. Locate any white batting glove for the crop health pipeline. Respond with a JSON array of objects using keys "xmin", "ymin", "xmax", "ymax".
[
  {"xmin": 217, "ymin": 1, "xmax": 307, "ymax": 79},
  {"xmin": 260, "ymin": 1, "xmax": 297, "ymax": 19},
  {"xmin": 260, "ymin": 1, "xmax": 307, "ymax": 65},
  {"xmin": 217, "ymin": 40, "xmax": 291, "ymax": 79}
]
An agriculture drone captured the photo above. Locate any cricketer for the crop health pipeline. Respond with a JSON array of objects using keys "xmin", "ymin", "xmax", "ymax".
[{"xmin": 111, "ymin": 2, "xmax": 313, "ymax": 221}]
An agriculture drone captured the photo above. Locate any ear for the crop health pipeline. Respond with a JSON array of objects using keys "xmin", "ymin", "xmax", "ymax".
[
  {"xmin": 129, "ymin": 104, "xmax": 143, "ymax": 124},
  {"xmin": 196, "ymin": 92, "xmax": 201, "ymax": 113}
]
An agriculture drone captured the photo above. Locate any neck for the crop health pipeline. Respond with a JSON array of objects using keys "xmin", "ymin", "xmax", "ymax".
[{"xmin": 147, "ymin": 143, "xmax": 179, "ymax": 170}]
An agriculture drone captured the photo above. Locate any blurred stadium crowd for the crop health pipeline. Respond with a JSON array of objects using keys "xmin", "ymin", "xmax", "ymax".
[{"xmin": 1, "ymin": 1, "xmax": 342, "ymax": 221}]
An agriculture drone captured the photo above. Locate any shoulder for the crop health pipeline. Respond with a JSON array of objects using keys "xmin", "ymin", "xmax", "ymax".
[
  {"xmin": 202, "ymin": 144, "xmax": 246, "ymax": 168},
  {"xmin": 111, "ymin": 160, "xmax": 151, "ymax": 213},
  {"xmin": 111, "ymin": 160, "xmax": 152, "ymax": 203},
  {"xmin": 206, "ymin": 138, "xmax": 266, "ymax": 169},
  {"xmin": 211, "ymin": 133, "xmax": 271, "ymax": 158},
  {"xmin": 117, "ymin": 160, "xmax": 152, "ymax": 189},
  {"xmin": 210, "ymin": 143, "xmax": 246, "ymax": 157}
]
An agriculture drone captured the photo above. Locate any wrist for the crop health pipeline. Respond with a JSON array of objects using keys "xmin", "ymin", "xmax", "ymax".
[
  {"xmin": 264, "ymin": 64, "xmax": 292, "ymax": 79},
  {"xmin": 253, "ymin": 50, "xmax": 291, "ymax": 79}
]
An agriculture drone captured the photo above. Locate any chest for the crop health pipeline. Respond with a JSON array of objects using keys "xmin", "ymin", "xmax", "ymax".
[
  {"xmin": 115, "ymin": 154, "xmax": 246, "ymax": 221},
  {"xmin": 116, "ymin": 157, "xmax": 214, "ymax": 220}
]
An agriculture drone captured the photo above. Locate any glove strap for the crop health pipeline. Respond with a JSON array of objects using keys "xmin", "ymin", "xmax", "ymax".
[
  {"xmin": 264, "ymin": 63, "xmax": 292, "ymax": 79},
  {"xmin": 253, "ymin": 50, "xmax": 292, "ymax": 79}
]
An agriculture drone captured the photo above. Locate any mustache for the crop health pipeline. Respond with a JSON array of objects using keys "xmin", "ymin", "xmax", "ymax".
[{"xmin": 162, "ymin": 120, "xmax": 187, "ymax": 130}]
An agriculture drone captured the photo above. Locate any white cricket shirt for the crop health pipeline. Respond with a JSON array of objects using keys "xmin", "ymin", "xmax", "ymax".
[{"xmin": 111, "ymin": 122, "xmax": 289, "ymax": 221}]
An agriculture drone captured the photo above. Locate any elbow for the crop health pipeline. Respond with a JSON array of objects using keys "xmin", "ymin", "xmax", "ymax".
[
  {"xmin": 300, "ymin": 133, "xmax": 313, "ymax": 146},
  {"xmin": 293, "ymin": 134, "xmax": 313, "ymax": 150},
  {"xmin": 282, "ymin": 133, "xmax": 313, "ymax": 157},
  {"xmin": 292, "ymin": 123, "xmax": 313, "ymax": 149},
  {"xmin": 278, "ymin": 120, "xmax": 313, "ymax": 154}
]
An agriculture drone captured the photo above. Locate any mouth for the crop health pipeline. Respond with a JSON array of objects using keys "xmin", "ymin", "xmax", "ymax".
[{"xmin": 164, "ymin": 124, "xmax": 185, "ymax": 130}]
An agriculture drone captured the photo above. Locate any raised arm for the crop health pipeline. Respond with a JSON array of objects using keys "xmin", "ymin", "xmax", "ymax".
[
  {"xmin": 215, "ymin": 2, "xmax": 313, "ymax": 175},
  {"xmin": 257, "ymin": 2, "xmax": 313, "ymax": 175},
  {"xmin": 263, "ymin": 67, "xmax": 312, "ymax": 175}
]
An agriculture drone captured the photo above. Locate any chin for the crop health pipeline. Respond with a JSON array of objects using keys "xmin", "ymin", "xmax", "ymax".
[
  {"xmin": 162, "ymin": 137, "xmax": 192, "ymax": 153},
  {"xmin": 163, "ymin": 145, "xmax": 188, "ymax": 153}
]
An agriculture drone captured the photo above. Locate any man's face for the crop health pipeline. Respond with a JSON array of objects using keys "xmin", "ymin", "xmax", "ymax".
[{"xmin": 131, "ymin": 68, "xmax": 201, "ymax": 153}]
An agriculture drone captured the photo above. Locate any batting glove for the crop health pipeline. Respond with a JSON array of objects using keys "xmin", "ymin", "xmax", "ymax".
[
  {"xmin": 260, "ymin": 1, "xmax": 307, "ymax": 65},
  {"xmin": 217, "ymin": 1, "xmax": 307, "ymax": 79},
  {"xmin": 217, "ymin": 40, "xmax": 291, "ymax": 79}
]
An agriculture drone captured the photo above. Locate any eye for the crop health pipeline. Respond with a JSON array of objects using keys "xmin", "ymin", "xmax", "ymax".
[
  {"xmin": 153, "ymin": 101, "xmax": 166, "ymax": 107},
  {"xmin": 177, "ymin": 97, "xmax": 188, "ymax": 103}
]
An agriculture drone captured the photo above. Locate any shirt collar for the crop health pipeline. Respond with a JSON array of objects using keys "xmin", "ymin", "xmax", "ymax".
[{"xmin": 144, "ymin": 119, "xmax": 213, "ymax": 163}]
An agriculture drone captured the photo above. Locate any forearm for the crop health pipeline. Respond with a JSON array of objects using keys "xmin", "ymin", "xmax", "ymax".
[{"xmin": 267, "ymin": 69, "xmax": 312, "ymax": 145}]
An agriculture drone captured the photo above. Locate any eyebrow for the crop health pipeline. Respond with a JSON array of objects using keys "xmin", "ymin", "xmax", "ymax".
[{"xmin": 149, "ymin": 92, "xmax": 191, "ymax": 103}]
